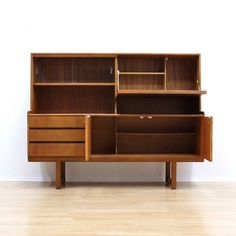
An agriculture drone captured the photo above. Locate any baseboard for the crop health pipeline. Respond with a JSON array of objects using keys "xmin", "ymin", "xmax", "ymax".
[{"xmin": 0, "ymin": 176, "xmax": 236, "ymax": 182}]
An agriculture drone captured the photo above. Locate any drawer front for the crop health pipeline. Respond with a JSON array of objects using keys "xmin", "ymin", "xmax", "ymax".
[
  {"xmin": 29, "ymin": 129, "xmax": 85, "ymax": 142},
  {"xmin": 29, "ymin": 115, "xmax": 85, "ymax": 128},
  {"xmin": 29, "ymin": 143, "xmax": 85, "ymax": 157}
]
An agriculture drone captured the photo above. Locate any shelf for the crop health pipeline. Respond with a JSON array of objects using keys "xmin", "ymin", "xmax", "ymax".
[
  {"xmin": 90, "ymin": 154, "xmax": 204, "ymax": 162},
  {"xmin": 119, "ymin": 72, "xmax": 165, "ymax": 75},
  {"xmin": 117, "ymin": 132, "xmax": 196, "ymax": 136},
  {"xmin": 29, "ymin": 113, "xmax": 204, "ymax": 117},
  {"xmin": 118, "ymin": 90, "xmax": 206, "ymax": 95},
  {"xmin": 33, "ymin": 83, "xmax": 116, "ymax": 87}
]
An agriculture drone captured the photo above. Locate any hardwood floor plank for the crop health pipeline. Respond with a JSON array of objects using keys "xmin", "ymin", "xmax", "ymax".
[{"xmin": 0, "ymin": 182, "xmax": 235, "ymax": 236}]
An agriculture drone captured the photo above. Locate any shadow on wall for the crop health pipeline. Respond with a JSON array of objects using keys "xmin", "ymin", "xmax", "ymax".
[{"xmin": 40, "ymin": 162, "xmax": 193, "ymax": 182}]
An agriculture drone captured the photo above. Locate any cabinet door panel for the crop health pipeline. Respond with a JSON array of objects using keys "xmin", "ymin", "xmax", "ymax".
[{"xmin": 200, "ymin": 117, "xmax": 213, "ymax": 161}]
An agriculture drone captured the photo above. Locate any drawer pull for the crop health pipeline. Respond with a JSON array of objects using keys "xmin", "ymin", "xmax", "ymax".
[
  {"xmin": 139, "ymin": 116, "xmax": 144, "ymax": 119},
  {"xmin": 148, "ymin": 116, "xmax": 152, "ymax": 119}
]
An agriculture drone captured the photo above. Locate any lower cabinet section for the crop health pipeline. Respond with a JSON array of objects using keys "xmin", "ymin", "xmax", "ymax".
[
  {"xmin": 28, "ymin": 113, "xmax": 212, "ymax": 161},
  {"xmin": 90, "ymin": 115, "xmax": 212, "ymax": 161},
  {"xmin": 28, "ymin": 113, "xmax": 212, "ymax": 189}
]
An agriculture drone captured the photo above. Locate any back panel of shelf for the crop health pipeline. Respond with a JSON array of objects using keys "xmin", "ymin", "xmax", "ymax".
[
  {"xmin": 117, "ymin": 55, "xmax": 165, "ymax": 91},
  {"xmin": 117, "ymin": 116, "xmax": 199, "ymax": 133},
  {"xmin": 118, "ymin": 55, "xmax": 165, "ymax": 72},
  {"xmin": 117, "ymin": 133, "xmax": 197, "ymax": 154},
  {"xmin": 34, "ymin": 57, "xmax": 115, "ymax": 83},
  {"xmin": 89, "ymin": 115, "xmax": 201, "ymax": 155},
  {"xmin": 117, "ymin": 95, "xmax": 200, "ymax": 114},
  {"xmin": 34, "ymin": 86, "xmax": 115, "ymax": 114},
  {"xmin": 166, "ymin": 56, "xmax": 199, "ymax": 90},
  {"xmin": 117, "ymin": 115, "xmax": 200, "ymax": 154},
  {"xmin": 119, "ymin": 74, "xmax": 164, "ymax": 90},
  {"xmin": 91, "ymin": 116, "xmax": 116, "ymax": 154}
]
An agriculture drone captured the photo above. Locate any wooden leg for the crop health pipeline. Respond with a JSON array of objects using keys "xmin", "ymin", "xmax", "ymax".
[
  {"xmin": 171, "ymin": 162, "xmax": 177, "ymax": 190},
  {"xmin": 165, "ymin": 162, "xmax": 171, "ymax": 186},
  {"xmin": 56, "ymin": 161, "xmax": 62, "ymax": 189},
  {"xmin": 61, "ymin": 162, "xmax": 65, "ymax": 186}
]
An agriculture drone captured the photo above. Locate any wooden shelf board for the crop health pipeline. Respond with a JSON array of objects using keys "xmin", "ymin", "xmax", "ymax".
[
  {"xmin": 117, "ymin": 132, "xmax": 196, "ymax": 136},
  {"xmin": 33, "ymin": 83, "xmax": 116, "ymax": 86},
  {"xmin": 118, "ymin": 90, "xmax": 207, "ymax": 95},
  {"xmin": 90, "ymin": 154, "xmax": 204, "ymax": 162},
  {"xmin": 29, "ymin": 113, "xmax": 204, "ymax": 117},
  {"xmin": 119, "ymin": 72, "xmax": 165, "ymax": 75}
]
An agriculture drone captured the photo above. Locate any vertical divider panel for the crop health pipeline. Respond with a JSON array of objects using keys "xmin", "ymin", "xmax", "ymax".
[
  {"xmin": 31, "ymin": 55, "xmax": 35, "ymax": 112},
  {"xmin": 164, "ymin": 57, "xmax": 168, "ymax": 90},
  {"xmin": 197, "ymin": 54, "xmax": 201, "ymax": 90},
  {"xmin": 198, "ymin": 55, "xmax": 202, "ymax": 112},
  {"xmin": 115, "ymin": 116, "xmax": 118, "ymax": 154},
  {"xmin": 114, "ymin": 56, "xmax": 118, "ymax": 114},
  {"xmin": 85, "ymin": 115, "xmax": 91, "ymax": 161}
]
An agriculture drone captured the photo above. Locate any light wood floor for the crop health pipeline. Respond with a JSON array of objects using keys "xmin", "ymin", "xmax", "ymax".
[{"xmin": 0, "ymin": 182, "xmax": 235, "ymax": 236}]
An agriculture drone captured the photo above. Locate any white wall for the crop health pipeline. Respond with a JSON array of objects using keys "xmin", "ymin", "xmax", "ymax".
[{"xmin": 0, "ymin": 0, "xmax": 235, "ymax": 182}]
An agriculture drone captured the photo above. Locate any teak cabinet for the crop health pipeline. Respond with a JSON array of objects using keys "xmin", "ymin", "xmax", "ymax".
[{"xmin": 28, "ymin": 53, "xmax": 213, "ymax": 189}]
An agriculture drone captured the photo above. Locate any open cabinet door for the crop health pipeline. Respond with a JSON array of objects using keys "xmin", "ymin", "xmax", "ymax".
[{"xmin": 200, "ymin": 117, "xmax": 213, "ymax": 161}]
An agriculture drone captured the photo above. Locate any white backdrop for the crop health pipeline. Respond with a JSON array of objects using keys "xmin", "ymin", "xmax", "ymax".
[{"xmin": 0, "ymin": 0, "xmax": 235, "ymax": 182}]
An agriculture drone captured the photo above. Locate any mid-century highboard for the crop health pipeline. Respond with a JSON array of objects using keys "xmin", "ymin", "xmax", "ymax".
[{"xmin": 27, "ymin": 53, "xmax": 213, "ymax": 189}]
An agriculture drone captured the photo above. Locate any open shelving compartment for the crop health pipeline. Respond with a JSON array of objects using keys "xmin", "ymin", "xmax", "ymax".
[
  {"xmin": 116, "ymin": 116, "xmax": 200, "ymax": 155},
  {"xmin": 117, "ymin": 94, "xmax": 201, "ymax": 114},
  {"xmin": 34, "ymin": 57, "xmax": 115, "ymax": 84},
  {"xmin": 117, "ymin": 55, "xmax": 205, "ymax": 95},
  {"xmin": 32, "ymin": 57, "xmax": 116, "ymax": 114},
  {"xmin": 90, "ymin": 114, "xmax": 206, "ymax": 161},
  {"xmin": 117, "ymin": 55, "xmax": 166, "ymax": 91}
]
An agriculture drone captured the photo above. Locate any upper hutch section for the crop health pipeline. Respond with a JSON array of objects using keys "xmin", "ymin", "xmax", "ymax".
[
  {"xmin": 31, "ymin": 53, "xmax": 205, "ymax": 114},
  {"xmin": 117, "ymin": 54, "xmax": 203, "ymax": 94}
]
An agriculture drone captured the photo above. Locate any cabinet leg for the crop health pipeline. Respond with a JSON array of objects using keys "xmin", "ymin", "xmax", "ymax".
[
  {"xmin": 171, "ymin": 162, "xmax": 177, "ymax": 190},
  {"xmin": 61, "ymin": 162, "xmax": 66, "ymax": 186},
  {"xmin": 165, "ymin": 162, "xmax": 171, "ymax": 186},
  {"xmin": 56, "ymin": 161, "xmax": 62, "ymax": 189}
]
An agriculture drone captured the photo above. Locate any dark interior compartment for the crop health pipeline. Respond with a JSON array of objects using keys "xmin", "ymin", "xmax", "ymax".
[
  {"xmin": 34, "ymin": 86, "xmax": 115, "ymax": 113},
  {"xmin": 91, "ymin": 117, "xmax": 116, "ymax": 154},
  {"xmin": 117, "ymin": 95, "xmax": 200, "ymax": 114}
]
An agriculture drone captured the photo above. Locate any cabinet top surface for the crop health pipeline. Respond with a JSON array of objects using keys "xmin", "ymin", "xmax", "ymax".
[{"xmin": 31, "ymin": 53, "xmax": 201, "ymax": 58}]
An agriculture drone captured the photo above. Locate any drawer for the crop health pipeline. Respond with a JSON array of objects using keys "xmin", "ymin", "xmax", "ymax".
[
  {"xmin": 29, "ymin": 115, "xmax": 85, "ymax": 128},
  {"xmin": 29, "ymin": 143, "xmax": 85, "ymax": 157},
  {"xmin": 29, "ymin": 129, "xmax": 85, "ymax": 142}
]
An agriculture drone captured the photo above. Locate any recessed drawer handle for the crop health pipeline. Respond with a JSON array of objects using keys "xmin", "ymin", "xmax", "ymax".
[
  {"xmin": 148, "ymin": 116, "xmax": 152, "ymax": 119},
  {"xmin": 139, "ymin": 116, "xmax": 144, "ymax": 119}
]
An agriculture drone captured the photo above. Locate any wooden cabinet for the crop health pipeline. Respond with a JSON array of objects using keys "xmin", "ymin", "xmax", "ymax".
[{"xmin": 28, "ymin": 53, "xmax": 213, "ymax": 189}]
